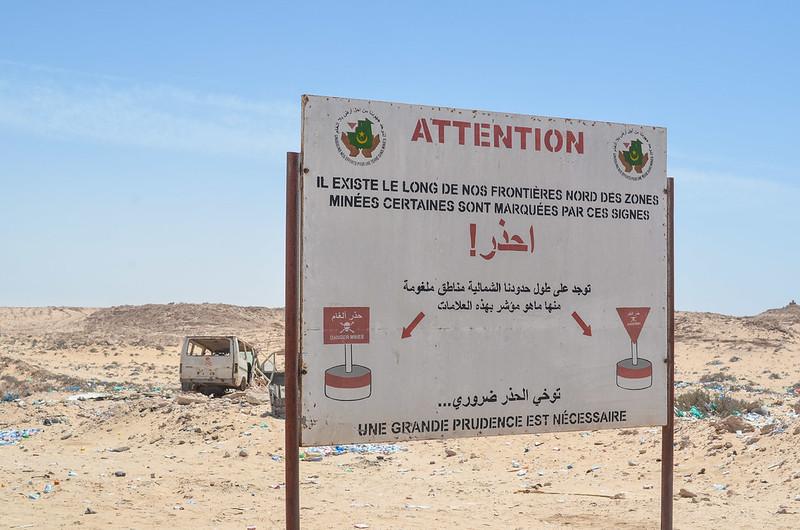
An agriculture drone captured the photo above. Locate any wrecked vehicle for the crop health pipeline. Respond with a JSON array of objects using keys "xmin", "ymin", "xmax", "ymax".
[{"xmin": 179, "ymin": 336, "xmax": 262, "ymax": 394}]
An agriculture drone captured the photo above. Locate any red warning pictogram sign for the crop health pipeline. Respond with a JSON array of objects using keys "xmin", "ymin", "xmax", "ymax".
[
  {"xmin": 323, "ymin": 307, "xmax": 370, "ymax": 345},
  {"xmin": 616, "ymin": 307, "xmax": 650, "ymax": 344}
]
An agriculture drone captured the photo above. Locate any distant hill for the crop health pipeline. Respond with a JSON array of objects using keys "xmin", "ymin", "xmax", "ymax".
[{"xmin": 0, "ymin": 304, "xmax": 285, "ymax": 353}]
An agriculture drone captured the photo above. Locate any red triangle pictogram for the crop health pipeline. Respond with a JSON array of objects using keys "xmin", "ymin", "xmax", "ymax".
[{"xmin": 616, "ymin": 307, "xmax": 650, "ymax": 343}]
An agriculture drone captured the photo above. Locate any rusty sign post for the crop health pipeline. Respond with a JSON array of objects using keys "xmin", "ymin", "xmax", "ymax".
[
  {"xmin": 661, "ymin": 177, "xmax": 675, "ymax": 529},
  {"xmin": 285, "ymin": 96, "xmax": 673, "ymax": 528},
  {"xmin": 284, "ymin": 152, "xmax": 300, "ymax": 530}
]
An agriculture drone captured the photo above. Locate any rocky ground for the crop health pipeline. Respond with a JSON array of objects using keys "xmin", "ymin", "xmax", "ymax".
[{"xmin": 1, "ymin": 303, "xmax": 799, "ymax": 529}]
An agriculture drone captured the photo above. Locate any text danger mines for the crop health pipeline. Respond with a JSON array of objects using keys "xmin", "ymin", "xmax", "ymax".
[{"xmin": 411, "ymin": 117, "xmax": 584, "ymax": 154}]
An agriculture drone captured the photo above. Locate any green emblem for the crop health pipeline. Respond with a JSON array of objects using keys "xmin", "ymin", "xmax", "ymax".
[
  {"xmin": 617, "ymin": 138, "xmax": 649, "ymax": 174},
  {"xmin": 341, "ymin": 117, "xmax": 381, "ymax": 158},
  {"xmin": 348, "ymin": 119, "xmax": 374, "ymax": 148},
  {"xmin": 623, "ymin": 140, "xmax": 644, "ymax": 167}
]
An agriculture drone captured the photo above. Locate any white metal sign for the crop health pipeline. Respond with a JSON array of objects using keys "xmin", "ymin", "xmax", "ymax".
[{"xmin": 299, "ymin": 95, "xmax": 667, "ymax": 445}]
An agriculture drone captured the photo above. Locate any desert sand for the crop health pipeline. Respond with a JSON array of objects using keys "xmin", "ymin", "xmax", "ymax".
[{"xmin": 1, "ymin": 303, "xmax": 799, "ymax": 529}]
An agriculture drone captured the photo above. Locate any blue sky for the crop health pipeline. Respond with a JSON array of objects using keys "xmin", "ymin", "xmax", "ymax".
[{"xmin": 0, "ymin": 2, "xmax": 797, "ymax": 315}]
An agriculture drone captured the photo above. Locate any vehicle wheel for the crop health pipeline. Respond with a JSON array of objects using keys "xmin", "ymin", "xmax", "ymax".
[
  {"xmin": 181, "ymin": 382, "xmax": 192, "ymax": 392},
  {"xmin": 239, "ymin": 377, "xmax": 247, "ymax": 391}
]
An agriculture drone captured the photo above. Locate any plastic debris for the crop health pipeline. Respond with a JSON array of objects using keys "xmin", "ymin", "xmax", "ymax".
[
  {"xmin": 43, "ymin": 483, "xmax": 54, "ymax": 494},
  {"xmin": 28, "ymin": 492, "xmax": 41, "ymax": 500},
  {"xmin": 0, "ymin": 429, "xmax": 41, "ymax": 446},
  {"xmin": 689, "ymin": 406, "xmax": 705, "ymax": 419},
  {"xmin": 299, "ymin": 443, "xmax": 405, "ymax": 460},
  {"xmin": 67, "ymin": 393, "xmax": 110, "ymax": 402},
  {"xmin": 2, "ymin": 392, "xmax": 19, "ymax": 402}
]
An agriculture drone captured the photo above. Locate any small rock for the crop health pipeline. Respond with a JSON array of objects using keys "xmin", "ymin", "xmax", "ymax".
[
  {"xmin": 445, "ymin": 449, "xmax": 457, "ymax": 457},
  {"xmin": 114, "ymin": 470, "xmax": 126, "ymax": 477},
  {"xmin": 84, "ymin": 507, "xmax": 97, "ymax": 515},
  {"xmin": 245, "ymin": 392, "xmax": 270, "ymax": 405},
  {"xmin": 176, "ymin": 395, "xmax": 206, "ymax": 406},
  {"xmin": 239, "ymin": 449, "xmax": 249, "ymax": 458},
  {"xmin": 679, "ymin": 488, "xmax": 697, "ymax": 498},
  {"xmin": 109, "ymin": 446, "xmax": 130, "ymax": 453},
  {"xmin": 627, "ymin": 460, "xmax": 638, "ymax": 467},
  {"xmin": 760, "ymin": 423, "xmax": 778, "ymax": 435},
  {"xmin": 714, "ymin": 415, "xmax": 754, "ymax": 434}
]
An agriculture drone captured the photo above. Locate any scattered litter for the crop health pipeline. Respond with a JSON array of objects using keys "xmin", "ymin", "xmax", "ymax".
[
  {"xmin": 43, "ymin": 484, "xmax": 53, "ymax": 494},
  {"xmin": 300, "ymin": 444, "xmax": 405, "ymax": 460},
  {"xmin": 67, "ymin": 393, "xmax": 110, "ymax": 402},
  {"xmin": 67, "ymin": 471, "xmax": 78, "ymax": 477},
  {"xmin": 27, "ymin": 493, "xmax": 40, "ymax": 501},
  {"xmin": 403, "ymin": 504, "xmax": 430, "ymax": 510},
  {"xmin": 516, "ymin": 470, "xmax": 528, "ymax": 477},
  {"xmin": 354, "ymin": 524, "xmax": 369, "ymax": 529},
  {"xmin": 712, "ymin": 484, "xmax": 727, "ymax": 491},
  {"xmin": 2, "ymin": 392, "xmax": 19, "ymax": 402},
  {"xmin": 689, "ymin": 406, "xmax": 705, "ymax": 419},
  {"xmin": 271, "ymin": 454, "xmax": 282, "ymax": 462},
  {"xmin": 0, "ymin": 429, "xmax": 41, "ymax": 446}
]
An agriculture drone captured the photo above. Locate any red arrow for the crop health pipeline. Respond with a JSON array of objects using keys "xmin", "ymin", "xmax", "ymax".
[
  {"xmin": 571, "ymin": 311, "xmax": 592, "ymax": 336},
  {"xmin": 401, "ymin": 311, "xmax": 425, "ymax": 339}
]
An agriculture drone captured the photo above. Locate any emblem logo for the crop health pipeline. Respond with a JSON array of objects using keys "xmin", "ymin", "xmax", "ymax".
[
  {"xmin": 335, "ymin": 109, "xmax": 386, "ymax": 166},
  {"xmin": 613, "ymin": 131, "xmax": 654, "ymax": 181}
]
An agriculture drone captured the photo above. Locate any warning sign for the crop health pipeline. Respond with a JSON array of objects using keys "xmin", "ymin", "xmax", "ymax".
[
  {"xmin": 323, "ymin": 307, "xmax": 370, "ymax": 344},
  {"xmin": 299, "ymin": 95, "xmax": 668, "ymax": 445}
]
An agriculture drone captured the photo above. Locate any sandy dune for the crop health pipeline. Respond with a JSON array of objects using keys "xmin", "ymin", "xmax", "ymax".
[{"xmin": 1, "ymin": 303, "xmax": 799, "ymax": 529}]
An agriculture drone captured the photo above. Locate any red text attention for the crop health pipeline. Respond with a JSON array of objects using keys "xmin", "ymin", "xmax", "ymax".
[{"xmin": 411, "ymin": 118, "xmax": 584, "ymax": 154}]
